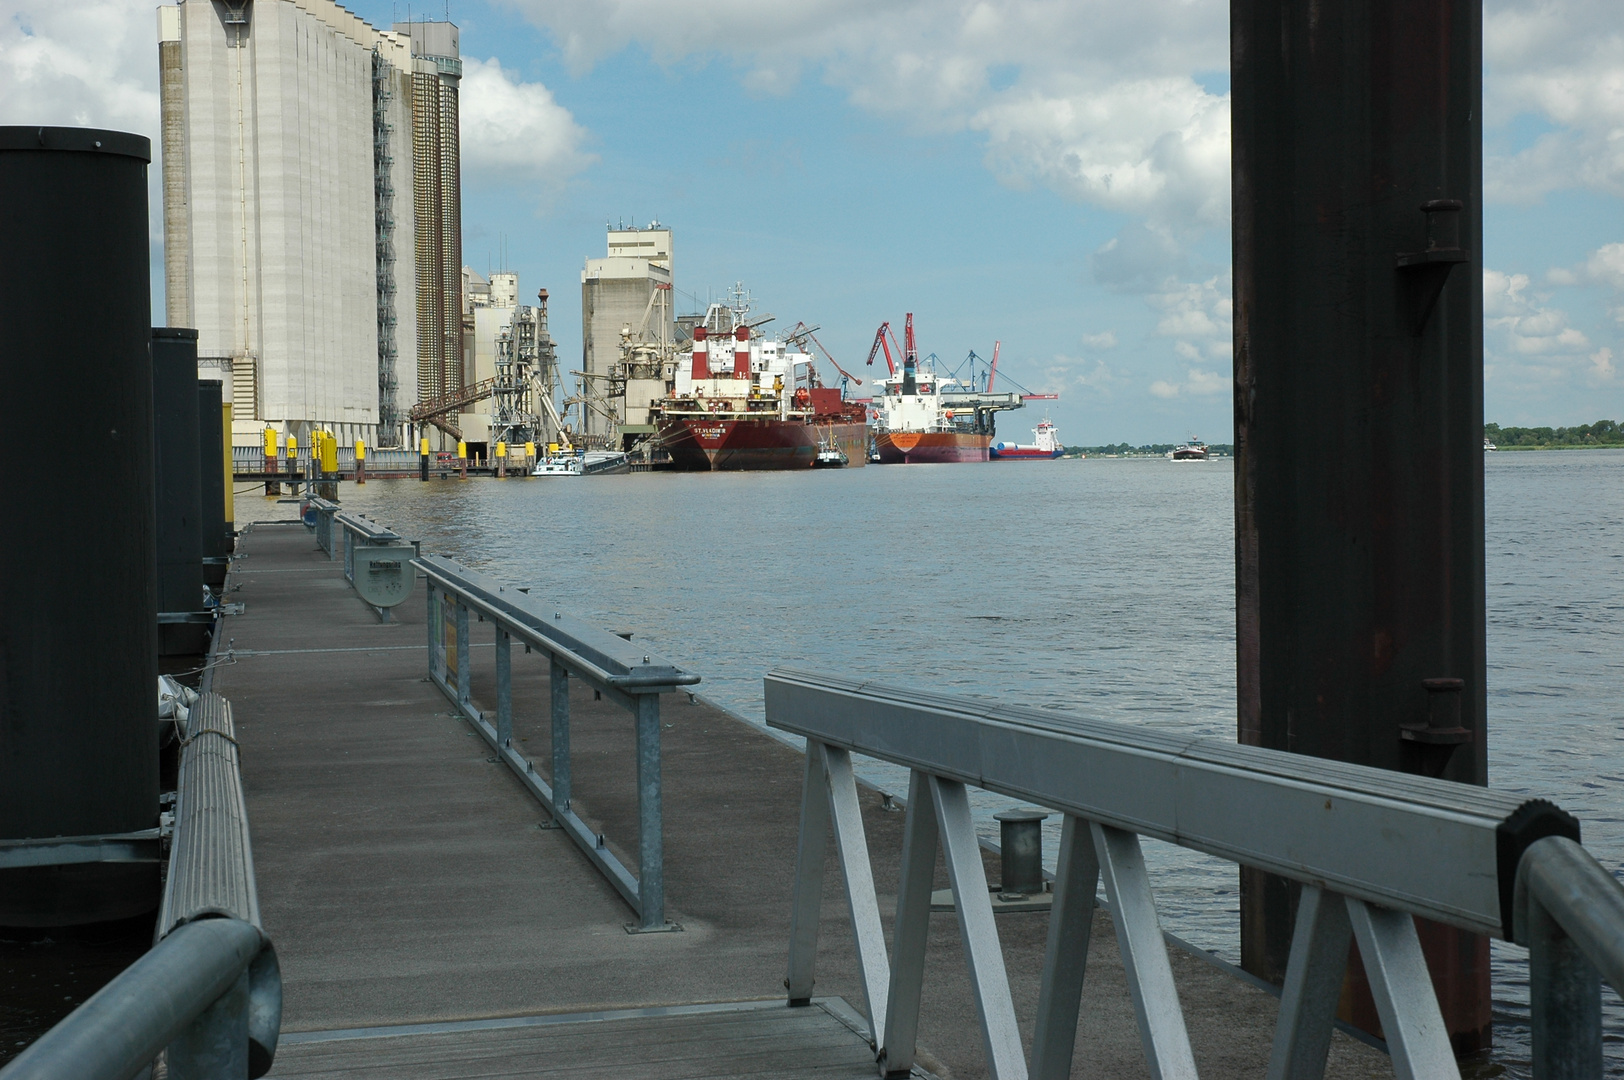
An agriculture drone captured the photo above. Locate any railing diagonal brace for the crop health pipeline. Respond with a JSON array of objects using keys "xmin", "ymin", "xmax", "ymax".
[
  {"xmin": 1344, "ymin": 898, "xmax": 1460, "ymax": 1080},
  {"xmin": 1093, "ymin": 822, "xmax": 1197, "ymax": 1080},
  {"xmin": 933, "ymin": 775, "xmax": 1027, "ymax": 1080},
  {"xmin": 1030, "ymin": 814, "xmax": 1101, "ymax": 1080},
  {"xmin": 1267, "ymin": 885, "xmax": 1352, "ymax": 1080},
  {"xmin": 880, "ymin": 769, "xmax": 940, "ymax": 1078},
  {"xmin": 824, "ymin": 743, "xmax": 891, "ymax": 1045}
]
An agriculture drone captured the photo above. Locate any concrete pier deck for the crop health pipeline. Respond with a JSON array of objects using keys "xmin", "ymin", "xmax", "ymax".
[{"xmin": 218, "ymin": 520, "xmax": 1391, "ymax": 1079}]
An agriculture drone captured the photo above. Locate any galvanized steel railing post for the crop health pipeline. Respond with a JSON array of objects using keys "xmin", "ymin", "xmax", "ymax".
[
  {"xmin": 455, "ymin": 603, "xmax": 470, "ymax": 705},
  {"xmin": 426, "ymin": 583, "xmax": 439, "ymax": 680},
  {"xmin": 495, "ymin": 629, "xmax": 512, "ymax": 747},
  {"xmin": 1528, "ymin": 899, "xmax": 1602, "ymax": 1080},
  {"xmin": 550, "ymin": 657, "xmax": 571, "ymax": 810},
  {"xmin": 635, "ymin": 692, "xmax": 664, "ymax": 930},
  {"xmin": 166, "ymin": 968, "xmax": 250, "ymax": 1080}
]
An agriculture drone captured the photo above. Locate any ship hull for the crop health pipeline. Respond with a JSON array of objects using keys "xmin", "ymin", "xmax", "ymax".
[
  {"xmin": 990, "ymin": 445, "xmax": 1063, "ymax": 460},
  {"xmin": 657, "ymin": 416, "xmax": 868, "ymax": 471},
  {"xmin": 874, "ymin": 430, "xmax": 990, "ymax": 464}
]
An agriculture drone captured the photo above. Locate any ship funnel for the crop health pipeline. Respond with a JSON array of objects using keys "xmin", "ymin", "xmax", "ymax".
[
  {"xmin": 901, "ymin": 355, "xmax": 918, "ymax": 396},
  {"xmin": 733, "ymin": 324, "xmax": 750, "ymax": 379},
  {"xmin": 691, "ymin": 325, "xmax": 709, "ymax": 380}
]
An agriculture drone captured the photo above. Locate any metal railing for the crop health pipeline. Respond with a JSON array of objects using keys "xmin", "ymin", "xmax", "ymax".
[
  {"xmin": 232, "ymin": 446, "xmax": 423, "ymax": 475},
  {"xmin": 1, "ymin": 693, "xmax": 281, "ymax": 1080},
  {"xmin": 336, "ymin": 512, "xmax": 416, "ymax": 620},
  {"xmin": 416, "ymin": 555, "xmax": 700, "ymax": 931},
  {"xmin": 307, "ymin": 496, "xmax": 340, "ymax": 556},
  {"xmin": 765, "ymin": 669, "xmax": 1624, "ymax": 1080}
]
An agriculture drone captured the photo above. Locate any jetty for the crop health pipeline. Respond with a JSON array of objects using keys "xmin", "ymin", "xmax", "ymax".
[{"xmin": 213, "ymin": 515, "xmax": 1394, "ymax": 1079}]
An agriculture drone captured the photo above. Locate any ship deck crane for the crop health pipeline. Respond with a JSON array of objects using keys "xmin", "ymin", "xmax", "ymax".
[
  {"xmin": 784, "ymin": 322, "xmax": 864, "ymax": 392},
  {"xmin": 865, "ymin": 321, "xmax": 901, "ymax": 376}
]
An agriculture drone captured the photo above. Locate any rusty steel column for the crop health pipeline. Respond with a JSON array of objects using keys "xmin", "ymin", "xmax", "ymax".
[{"xmin": 1232, "ymin": 0, "xmax": 1488, "ymax": 1054}]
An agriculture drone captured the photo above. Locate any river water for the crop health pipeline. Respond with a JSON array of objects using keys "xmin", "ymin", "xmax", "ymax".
[{"xmin": 239, "ymin": 448, "xmax": 1624, "ymax": 1074}]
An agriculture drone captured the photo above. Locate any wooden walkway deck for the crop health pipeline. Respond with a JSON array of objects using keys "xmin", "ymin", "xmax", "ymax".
[
  {"xmin": 220, "ymin": 511, "xmax": 1390, "ymax": 1080},
  {"xmin": 272, "ymin": 999, "xmax": 912, "ymax": 1080}
]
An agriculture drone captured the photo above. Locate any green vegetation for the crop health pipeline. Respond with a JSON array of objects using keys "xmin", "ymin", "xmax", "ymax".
[
  {"xmin": 1485, "ymin": 420, "xmax": 1623, "ymax": 450},
  {"xmin": 1063, "ymin": 443, "xmax": 1235, "ymax": 458}
]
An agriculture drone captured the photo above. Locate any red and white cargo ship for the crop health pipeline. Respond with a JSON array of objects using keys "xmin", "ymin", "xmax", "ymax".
[
  {"xmin": 990, "ymin": 418, "xmax": 1063, "ymax": 460},
  {"xmin": 652, "ymin": 298, "xmax": 867, "ymax": 471}
]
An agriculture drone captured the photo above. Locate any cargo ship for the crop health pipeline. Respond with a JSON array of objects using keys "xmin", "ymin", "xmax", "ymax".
[
  {"xmin": 872, "ymin": 315, "xmax": 995, "ymax": 464},
  {"xmin": 652, "ymin": 299, "xmax": 867, "ymax": 471},
  {"xmin": 990, "ymin": 418, "xmax": 1063, "ymax": 460}
]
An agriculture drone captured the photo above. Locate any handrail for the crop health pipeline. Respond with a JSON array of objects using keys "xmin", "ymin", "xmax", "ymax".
[
  {"xmin": 416, "ymin": 555, "xmax": 698, "ymax": 691},
  {"xmin": 158, "ymin": 693, "xmax": 260, "ymax": 934},
  {"xmin": 415, "ymin": 555, "xmax": 697, "ymax": 931},
  {"xmin": 3, "ymin": 692, "xmax": 280, "ymax": 1080},
  {"xmin": 0, "ymin": 918, "xmax": 268, "ymax": 1080},
  {"xmin": 766, "ymin": 668, "xmax": 1614, "ymax": 1080}
]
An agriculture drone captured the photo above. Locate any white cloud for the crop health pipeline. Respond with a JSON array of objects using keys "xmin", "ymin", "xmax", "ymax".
[
  {"xmin": 1082, "ymin": 330, "xmax": 1118, "ymax": 349},
  {"xmin": 1591, "ymin": 346, "xmax": 1616, "ymax": 379},
  {"xmin": 459, "ymin": 57, "xmax": 594, "ymax": 200},
  {"xmin": 1484, "ymin": 0, "xmax": 1624, "ymax": 201},
  {"xmin": 502, "ymin": 0, "xmax": 1230, "ymax": 233},
  {"xmin": 1148, "ymin": 367, "xmax": 1226, "ymax": 399},
  {"xmin": 1152, "ymin": 274, "xmax": 1232, "ymax": 343},
  {"xmin": 1, "ymin": 3, "xmax": 162, "ymax": 238}
]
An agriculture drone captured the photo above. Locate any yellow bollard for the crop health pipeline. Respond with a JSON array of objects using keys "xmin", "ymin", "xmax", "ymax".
[
  {"xmin": 457, "ymin": 440, "xmax": 467, "ymax": 480},
  {"xmin": 495, "ymin": 441, "xmax": 507, "ymax": 479},
  {"xmin": 419, "ymin": 436, "xmax": 430, "ymax": 481},
  {"xmin": 525, "ymin": 441, "xmax": 535, "ymax": 471},
  {"xmin": 354, "ymin": 438, "xmax": 366, "ymax": 485},
  {"xmin": 263, "ymin": 426, "xmax": 280, "ymax": 495},
  {"xmin": 286, "ymin": 434, "xmax": 298, "ymax": 481}
]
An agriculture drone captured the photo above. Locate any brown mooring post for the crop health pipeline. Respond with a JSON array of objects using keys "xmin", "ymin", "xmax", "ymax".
[{"xmin": 1231, "ymin": 0, "xmax": 1488, "ymax": 1053}]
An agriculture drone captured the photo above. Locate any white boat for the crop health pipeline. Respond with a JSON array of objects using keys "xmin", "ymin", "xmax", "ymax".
[
  {"xmin": 530, "ymin": 449, "xmax": 630, "ymax": 477},
  {"xmin": 1168, "ymin": 438, "xmax": 1209, "ymax": 461}
]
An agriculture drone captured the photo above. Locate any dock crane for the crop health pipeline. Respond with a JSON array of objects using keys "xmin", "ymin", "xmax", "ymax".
[
  {"xmin": 784, "ymin": 322, "xmax": 865, "ymax": 394},
  {"xmin": 864, "ymin": 321, "xmax": 902, "ymax": 376}
]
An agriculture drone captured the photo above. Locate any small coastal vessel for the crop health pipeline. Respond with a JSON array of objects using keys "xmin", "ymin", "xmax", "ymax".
[
  {"xmin": 812, "ymin": 428, "xmax": 849, "ymax": 468},
  {"xmin": 1484, "ymin": 437, "xmax": 1497, "ymax": 451},
  {"xmin": 1168, "ymin": 438, "xmax": 1209, "ymax": 461},
  {"xmin": 531, "ymin": 449, "xmax": 630, "ymax": 476},
  {"xmin": 991, "ymin": 418, "xmax": 1063, "ymax": 460}
]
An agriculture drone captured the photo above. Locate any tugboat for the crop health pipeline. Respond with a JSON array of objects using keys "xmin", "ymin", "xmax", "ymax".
[
  {"xmin": 812, "ymin": 427, "xmax": 849, "ymax": 468},
  {"xmin": 1168, "ymin": 438, "xmax": 1209, "ymax": 461},
  {"xmin": 990, "ymin": 417, "xmax": 1064, "ymax": 460}
]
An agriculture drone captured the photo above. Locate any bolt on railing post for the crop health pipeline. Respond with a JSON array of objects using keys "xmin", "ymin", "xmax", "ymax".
[
  {"xmin": 550, "ymin": 656, "xmax": 570, "ymax": 810},
  {"xmin": 455, "ymin": 603, "xmax": 470, "ymax": 706},
  {"xmin": 495, "ymin": 628, "xmax": 512, "ymax": 747},
  {"xmin": 166, "ymin": 968, "xmax": 250, "ymax": 1080},
  {"xmin": 1529, "ymin": 898, "xmax": 1602, "ymax": 1080},
  {"xmin": 635, "ymin": 692, "xmax": 664, "ymax": 930}
]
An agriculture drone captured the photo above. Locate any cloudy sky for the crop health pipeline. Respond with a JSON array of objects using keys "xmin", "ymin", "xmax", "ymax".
[{"xmin": 3, "ymin": 0, "xmax": 1620, "ymax": 441}]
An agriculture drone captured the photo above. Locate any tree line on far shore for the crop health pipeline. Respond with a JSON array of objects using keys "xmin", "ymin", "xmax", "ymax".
[{"xmin": 1485, "ymin": 420, "xmax": 1622, "ymax": 449}]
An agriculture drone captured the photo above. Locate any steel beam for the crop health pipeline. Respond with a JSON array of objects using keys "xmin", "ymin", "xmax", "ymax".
[
  {"xmin": 824, "ymin": 744, "xmax": 890, "ymax": 1045},
  {"xmin": 880, "ymin": 770, "xmax": 939, "ymax": 1078},
  {"xmin": 1029, "ymin": 814, "xmax": 1100, "ymax": 1080},
  {"xmin": 1345, "ymin": 900, "xmax": 1460, "ymax": 1080},
  {"xmin": 1094, "ymin": 822, "xmax": 1196, "ymax": 1080},
  {"xmin": 1267, "ymin": 886, "xmax": 1353, "ymax": 1080},
  {"xmin": 934, "ymin": 776, "xmax": 1026, "ymax": 1080},
  {"xmin": 786, "ymin": 742, "xmax": 832, "ymax": 1007}
]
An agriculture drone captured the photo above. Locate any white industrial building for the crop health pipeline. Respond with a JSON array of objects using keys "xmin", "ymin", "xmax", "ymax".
[
  {"xmin": 581, "ymin": 224, "xmax": 675, "ymax": 446},
  {"xmin": 158, "ymin": 0, "xmax": 462, "ymax": 448}
]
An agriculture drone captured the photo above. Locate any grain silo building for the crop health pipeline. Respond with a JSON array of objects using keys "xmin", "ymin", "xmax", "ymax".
[{"xmin": 157, "ymin": 1, "xmax": 462, "ymax": 449}]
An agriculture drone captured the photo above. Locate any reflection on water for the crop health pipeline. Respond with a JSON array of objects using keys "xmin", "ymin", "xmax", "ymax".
[{"xmin": 242, "ymin": 449, "xmax": 1624, "ymax": 1074}]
